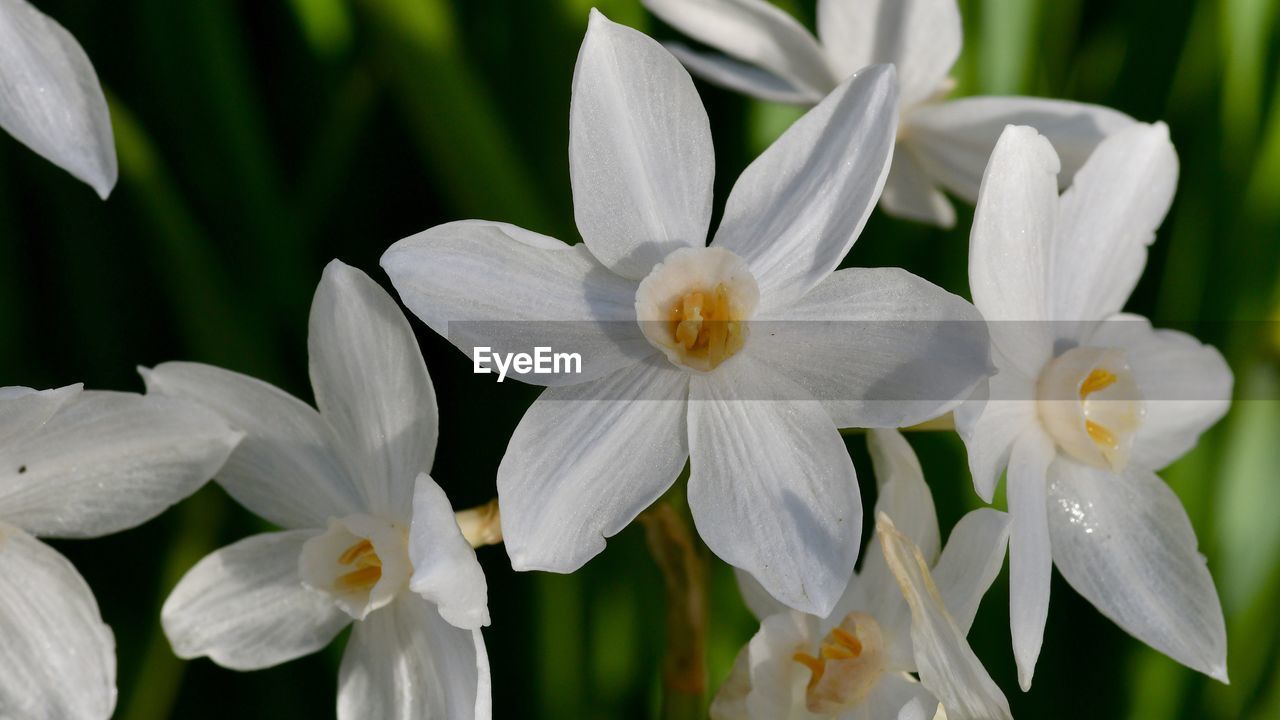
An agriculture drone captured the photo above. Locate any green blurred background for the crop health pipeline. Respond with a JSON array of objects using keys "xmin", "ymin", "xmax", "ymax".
[{"xmin": 2, "ymin": 0, "xmax": 1278, "ymax": 717}]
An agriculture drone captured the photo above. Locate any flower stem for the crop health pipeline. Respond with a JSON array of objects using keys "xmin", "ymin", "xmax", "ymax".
[
  {"xmin": 638, "ymin": 501, "xmax": 707, "ymax": 719},
  {"xmin": 456, "ymin": 498, "xmax": 503, "ymax": 548}
]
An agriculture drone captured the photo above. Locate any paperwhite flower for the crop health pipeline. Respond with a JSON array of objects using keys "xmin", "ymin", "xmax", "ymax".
[
  {"xmin": 382, "ymin": 11, "xmax": 989, "ymax": 617},
  {"xmin": 957, "ymin": 122, "xmax": 1232, "ymax": 689},
  {"xmin": 711, "ymin": 429, "xmax": 1011, "ymax": 720},
  {"xmin": 147, "ymin": 261, "xmax": 492, "ymax": 720},
  {"xmin": 0, "ymin": 0, "xmax": 117, "ymax": 197},
  {"xmin": 641, "ymin": 0, "xmax": 1135, "ymax": 227},
  {"xmin": 0, "ymin": 384, "xmax": 240, "ymax": 719}
]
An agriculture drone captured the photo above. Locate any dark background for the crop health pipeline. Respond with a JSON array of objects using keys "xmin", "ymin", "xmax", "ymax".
[{"xmin": 2, "ymin": 0, "xmax": 1278, "ymax": 717}]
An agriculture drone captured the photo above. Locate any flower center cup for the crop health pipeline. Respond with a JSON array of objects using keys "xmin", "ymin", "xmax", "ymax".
[
  {"xmin": 300, "ymin": 513, "xmax": 411, "ymax": 620},
  {"xmin": 1036, "ymin": 346, "xmax": 1144, "ymax": 471},
  {"xmin": 792, "ymin": 611, "xmax": 885, "ymax": 714},
  {"xmin": 635, "ymin": 247, "xmax": 759, "ymax": 372}
]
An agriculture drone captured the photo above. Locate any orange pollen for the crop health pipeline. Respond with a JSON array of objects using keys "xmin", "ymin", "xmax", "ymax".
[
  {"xmin": 667, "ymin": 283, "xmax": 745, "ymax": 369},
  {"xmin": 1079, "ymin": 368, "xmax": 1117, "ymax": 398},
  {"xmin": 335, "ymin": 565, "xmax": 382, "ymax": 592},
  {"xmin": 793, "ymin": 626, "xmax": 865, "ymax": 689},
  {"xmin": 1086, "ymin": 420, "xmax": 1118, "ymax": 448}
]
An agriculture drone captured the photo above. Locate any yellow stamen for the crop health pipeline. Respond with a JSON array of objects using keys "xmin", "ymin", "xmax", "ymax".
[
  {"xmin": 793, "ymin": 652, "xmax": 825, "ymax": 689},
  {"xmin": 668, "ymin": 283, "xmax": 746, "ymax": 369},
  {"xmin": 1080, "ymin": 368, "xmax": 1117, "ymax": 398},
  {"xmin": 335, "ymin": 565, "xmax": 382, "ymax": 592},
  {"xmin": 338, "ymin": 539, "xmax": 374, "ymax": 565},
  {"xmin": 1086, "ymin": 420, "xmax": 1117, "ymax": 449},
  {"xmin": 829, "ymin": 627, "xmax": 863, "ymax": 656}
]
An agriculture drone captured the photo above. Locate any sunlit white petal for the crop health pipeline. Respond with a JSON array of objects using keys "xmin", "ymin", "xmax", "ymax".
[{"xmin": 409, "ymin": 474, "xmax": 490, "ymax": 630}]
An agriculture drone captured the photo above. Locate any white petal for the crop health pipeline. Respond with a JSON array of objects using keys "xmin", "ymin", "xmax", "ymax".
[
  {"xmin": 308, "ymin": 260, "xmax": 437, "ymax": 519},
  {"xmin": 569, "ymin": 10, "xmax": 713, "ymax": 279},
  {"xmin": 967, "ymin": 124, "xmax": 1059, "ymax": 375},
  {"xmin": 1049, "ymin": 122, "xmax": 1177, "ymax": 324},
  {"xmin": 817, "ymin": 0, "xmax": 962, "ymax": 107},
  {"xmin": 408, "ymin": 474, "xmax": 490, "ymax": 630},
  {"xmin": 498, "ymin": 357, "xmax": 690, "ymax": 572},
  {"xmin": 868, "ymin": 429, "xmax": 940, "ymax": 563},
  {"xmin": 338, "ymin": 595, "xmax": 487, "ymax": 720},
  {"xmin": 954, "ymin": 360, "xmax": 1038, "ymax": 502},
  {"xmin": 1048, "ymin": 461, "xmax": 1228, "ymax": 681},
  {"xmin": 714, "ymin": 65, "xmax": 898, "ymax": 310},
  {"xmin": 904, "ymin": 96, "xmax": 1135, "ymax": 202},
  {"xmin": 709, "ymin": 643, "xmax": 753, "ymax": 720},
  {"xmin": 0, "ymin": 391, "xmax": 239, "ymax": 538},
  {"xmin": 382, "ymin": 220, "xmax": 652, "ymax": 386},
  {"xmin": 641, "ymin": 0, "xmax": 836, "ymax": 98},
  {"xmin": 0, "ymin": 0, "xmax": 116, "ymax": 197},
  {"xmin": 750, "ymin": 267, "xmax": 990, "ymax": 428},
  {"xmin": 0, "ymin": 383, "xmax": 80, "ymax": 446},
  {"xmin": 846, "ymin": 674, "xmax": 937, "ymax": 720},
  {"xmin": 664, "ymin": 41, "xmax": 823, "ymax": 105},
  {"xmin": 161, "ymin": 530, "xmax": 348, "ymax": 670},
  {"xmin": 1006, "ymin": 428, "xmax": 1056, "ymax": 691},
  {"xmin": 735, "ymin": 567, "xmax": 789, "ymax": 621},
  {"xmin": 0, "ymin": 524, "xmax": 115, "ymax": 720},
  {"xmin": 1086, "ymin": 315, "xmax": 1232, "ymax": 470},
  {"xmin": 877, "ymin": 514, "xmax": 1013, "ymax": 720},
  {"xmin": 930, "ymin": 508, "xmax": 1011, "ymax": 634},
  {"xmin": 744, "ymin": 611, "xmax": 817, "ymax": 720},
  {"xmin": 688, "ymin": 354, "xmax": 859, "ymax": 617},
  {"xmin": 143, "ymin": 362, "xmax": 364, "ymax": 529},
  {"xmin": 879, "ymin": 144, "xmax": 956, "ymax": 228}
]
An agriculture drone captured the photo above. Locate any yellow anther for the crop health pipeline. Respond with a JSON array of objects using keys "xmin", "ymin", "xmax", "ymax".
[
  {"xmin": 1080, "ymin": 368, "xmax": 1117, "ymax": 398},
  {"xmin": 830, "ymin": 627, "xmax": 863, "ymax": 656},
  {"xmin": 1086, "ymin": 420, "xmax": 1118, "ymax": 449},
  {"xmin": 667, "ymin": 283, "xmax": 746, "ymax": 370},
  {"xmin": 338, "ymin": 539, "xmax": 375, "ymax": 565},
  {"xmin": 793, "ymin": 652, "xmax": 826, "ymax": 689},
  {"xmin": 335, "ymin": 565, "xmax": 382, "ymax": 592}
]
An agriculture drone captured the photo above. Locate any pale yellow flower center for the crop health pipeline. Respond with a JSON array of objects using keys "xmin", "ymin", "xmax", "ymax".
[
  {"xmin": 667, "ymin": 283, "xmax": 748, "ymax": 370},
  {"xmin": 1037, "ymin": 346, "xmax": 1144, "ymax": 470},
  {"xmin": 792, "ymin": 612, "xmax": 885, "ymax": 714}
]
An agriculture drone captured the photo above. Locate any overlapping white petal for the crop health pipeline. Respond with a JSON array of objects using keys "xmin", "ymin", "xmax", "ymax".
[
  {"xmin": 338, "ymin": 595, "xmax": 489, "ymax": 720},
  {"xmin": 641, "ymin": 0, "xmax": 836, "ymax": 99},
  {"xmin": 161, "ymin": 530, "xmax": 349, "ymax": 671},
  {"xmin": 905, "ymin": 97, "xmax": 1136, "ymax": 204},
  {"xmin": 1048, "ymin": 123, "xmax": 1178, "ymax": 328},
  {"xmin": 1086, "ymin": 314, "xmax": 1232, "ymax": 470},
  {"xmin": 0, "ymin": 523, "xmax": 115, "ymax": 720},
  {"xmin": 878, "ymin": 514, "xmax": 1012, "ymax": 720},
  {"xmin": 967, "ymin": 124, "xmax": 1059, "ymax": 375},
  {"xmin": 664, "ymin": 41, "xmax": 823, "ymax": 105},
  {"xmin": 382, "ymin": 220, "xmax": 652, "ymax": 386},
  {"xmin": 1048, "ymin": 461, "xmax": 1228, "ymax": 682},
  {"xmin": 817, "ymin": 0, "xmax": 962, "ymax": 107},
  {"xmin": 0, "ymin": 391, "xmax": 240, "ymax": 538},
  {"xmin": 0, "ymin": 383, "xmax": 80, "ymax": 445},
  {"xmin": 309, "ymin": 260, "xmax": 438, "ymax": 518},
  {"xmin": 879, "ymin": 147, "xmax": 956, "ymax": 227},
  {"xmin": 750, "ymin": 267, "xmax": 990, "ymax": 428},
  {"xmin": 143, "ymin": 362, "xmax": 365, "ymax": 530},
  {"xmin": 713, "ymin": 64, "xmax": 897, "ymax": 310},
  {"xmin": 570, "ymin": 11, "xmax": 714, "ymax": 278},
  {"xmin": 930, "ymin": 508, "xmax": 1011, "ymax": 634},
  {"xmin": 953, "ymin": 366, "xmax": 1038, "ymax": 503},
  {"xmin": 0, "ymin": 0, "xmax": 116, "ymax": 197},
  {"xmin": 689, "ymin": 355, "xmax": 858, "ymax": 617},
  {"xmin": 1006, "ymin": 428, "xmax": 1056, "ymax": 691},
  {"xmin": 499, "ymin": 357, "xmax": 690, "ymax": 573},
  {"xmin": 409, "ymin": 474, "xmax": 490, "ymax": 630}
]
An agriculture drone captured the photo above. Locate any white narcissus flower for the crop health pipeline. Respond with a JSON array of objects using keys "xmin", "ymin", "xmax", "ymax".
[
  {"xmin": 641, "ymin": 0, "xmax": 1135, "ymax": 227},
  {"xmin": 0, "ymin": 0, "xmax": 117, "ymax": 197},
  {"xmin": 957, "ymin": 122, "xmax": 1232, "ymax": 690},
  {"xmin": 382, "ymin": 11, "xmax": 990, "ymax": 617},
  {"xmin": 711, "ymin": 429, "xmax": 1011, "ymax": 720},
  {"xmin": 146, "ymin": 261, "xmax": 492, "ymax": 720},
  {"xmin": 0, "ymin": 384, "xmax": 240, "ymax": 719}
]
